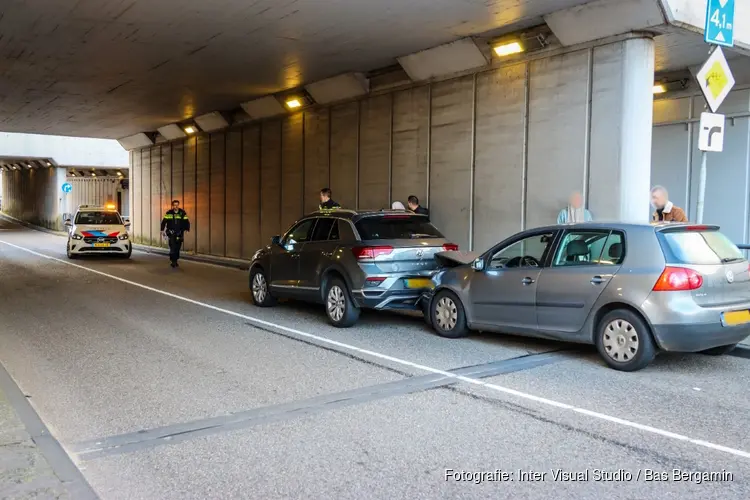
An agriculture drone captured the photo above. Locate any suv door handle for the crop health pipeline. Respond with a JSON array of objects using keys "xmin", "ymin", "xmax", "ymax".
[
  {"xmin": 590, "ymin": 275, "xmax": 607, "ymax": 284},
  {"xmin": 521, "ymin": 277, "xmax": 535, "ymax": 285}
]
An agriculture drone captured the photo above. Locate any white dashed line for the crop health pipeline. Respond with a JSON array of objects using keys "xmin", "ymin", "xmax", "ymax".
[{"xmin": 1, "ymin": 237, "xmax": 749, "ymax": 460}]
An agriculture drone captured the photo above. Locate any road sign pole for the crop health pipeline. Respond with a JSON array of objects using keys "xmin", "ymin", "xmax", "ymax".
[{"xmin": 696, "ymin": 150, "xmax": 708, "ymax": 224}]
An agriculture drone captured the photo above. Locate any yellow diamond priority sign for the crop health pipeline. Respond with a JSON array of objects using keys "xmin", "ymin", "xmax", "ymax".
[{"xmin": 696, "ymin": 46, "xmax": 735, "ymax": 113}]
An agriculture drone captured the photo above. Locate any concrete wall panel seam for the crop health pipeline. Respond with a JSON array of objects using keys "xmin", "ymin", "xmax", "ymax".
[
  {"xmin": 388, "ymin": 94, "xmax": 394, "ymax": 205},
  {"xmin": 469, "ymin": 73, "xmax": 477, "ymax": 251},
  {"xmin": 426, "ymin": 84, "xmax": 432, "ymax": 208},
  {"xmin": 582, "ymin": 48, "xmax": 594, "ymax": 207},
  {"xmin": 521, "ymin": 62, "xmax": 530, "ymax": 231}
]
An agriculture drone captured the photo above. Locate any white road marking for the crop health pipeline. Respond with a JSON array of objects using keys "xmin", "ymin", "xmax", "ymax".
[{"xmin": 1, "ymin": 237, "xmax": 749, "ymax": 460}]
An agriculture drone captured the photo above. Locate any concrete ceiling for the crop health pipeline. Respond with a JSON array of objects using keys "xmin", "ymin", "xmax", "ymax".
[{"xmin": 0, "ymin": 0, "xmax": 738, "ymax": 139}]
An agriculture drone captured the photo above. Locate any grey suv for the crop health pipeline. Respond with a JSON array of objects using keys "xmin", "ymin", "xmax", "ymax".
[{"xmin": 249, "ymin": 209, "xmax": 457, "ymax": 327}]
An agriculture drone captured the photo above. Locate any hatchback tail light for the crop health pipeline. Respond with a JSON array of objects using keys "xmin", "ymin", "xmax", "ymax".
[
  {"xmin": 652, "ymin": 266, "xmax": 703, "ymax": 291},
  {"xmin": 352, "ymin": 246, "xmax": 393, "ymax": 260},
  {"xmin": 442, "ymin": 243, "xmax": 459, "ymax": 251}
]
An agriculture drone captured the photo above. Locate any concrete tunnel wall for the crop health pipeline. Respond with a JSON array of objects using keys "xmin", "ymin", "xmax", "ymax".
[
  {"xmin": 129, "ymin": 37, "xmax": 655, "ymax": 256},
  {"xmin": 652, "ymin": 88, "xmax": 750, "ymax": 245},
  {"xmin": 1, "ymin": 167, "xmax": 67, "ymax": 230}
]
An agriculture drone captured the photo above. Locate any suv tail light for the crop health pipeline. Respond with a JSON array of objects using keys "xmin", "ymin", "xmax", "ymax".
[
  {"xmin": 352, "ymin": 246, "xmax": 393, "ymax": 260},
  {"xmin": 442, "ymin": 243, "xmax": 459, "ymax": 251},
  {"xmin": 653, "ymin": 266, "xmax": 703, "ymax": 291}
]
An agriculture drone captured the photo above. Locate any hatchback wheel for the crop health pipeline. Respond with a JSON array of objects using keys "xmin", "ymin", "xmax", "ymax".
[
  {"xmin": 325, "ymin": 278, "xmax": 360, "ymax": 328},
  {"xmin": 699, "ymin": 343, "xmax": 739, "ymax": 356},
  {"xmin": 250, "ymin": 268, "xmax": 276, "ymax": 307},
  {"xmin": 596, "ymin": 309, "xmax": 656, "ymax": 372},
  {"xmin": 430, "ymin": 290, "xmax": 468, "ymax": 339}
]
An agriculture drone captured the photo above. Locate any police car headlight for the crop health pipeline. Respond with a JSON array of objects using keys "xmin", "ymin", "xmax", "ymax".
[
  {"xmin": 71, "ymin": 234, "xmax": 83, "ymax": 240},
  {"xmin": 118, "ymin": 234, "xmax": 129, "ymax": 240}
]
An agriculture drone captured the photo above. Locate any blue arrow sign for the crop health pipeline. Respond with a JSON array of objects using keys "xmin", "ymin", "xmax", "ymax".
[
  {"xmin": 61, "ymin": 182, "xmax": 72, "ymax": 193},
  {"xmin": 705, "ymin": 0, "xmax": 735, "ymax": 47}
]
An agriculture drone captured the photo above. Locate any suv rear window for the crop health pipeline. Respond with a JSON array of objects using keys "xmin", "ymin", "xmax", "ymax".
[
  {"xmin": 658, "ymin": 229, "xmax": 745, "ymax": 265},
  {"xmin": 355, "ymin": 215, "xmax": 443, "ymax": 240}
]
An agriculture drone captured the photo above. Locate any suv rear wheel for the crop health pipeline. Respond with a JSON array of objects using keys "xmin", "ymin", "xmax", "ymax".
[
  {"xmin": 250, "ymin": 268, "xmax": 276, "ymax": 307},
  {"xmin": 596, "ymin": 309, "xmax": 656, "ymax": 371},
  {"xmin": 430, "ymin": 290, "xmax": 468, "ymax": 339},
  {"xmin": 325, "ymin": 277, "xmax": 360, "ymax": 328}
]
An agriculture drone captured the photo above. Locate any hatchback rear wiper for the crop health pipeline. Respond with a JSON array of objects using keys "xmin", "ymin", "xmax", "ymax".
[{"xmin": 721, "ymin": 257, "xmax": 744, "ymax": 263}]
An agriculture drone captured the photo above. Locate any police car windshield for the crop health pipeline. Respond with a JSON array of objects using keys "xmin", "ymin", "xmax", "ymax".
[{"xmin": 75, "ymin": 211, "xmax": 121, "ymax": 225}]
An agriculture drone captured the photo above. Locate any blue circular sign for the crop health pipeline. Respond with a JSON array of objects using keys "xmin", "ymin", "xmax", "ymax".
[{"xmin": 61, "ymin": 182, "xmax": 72, "ymax": 193}]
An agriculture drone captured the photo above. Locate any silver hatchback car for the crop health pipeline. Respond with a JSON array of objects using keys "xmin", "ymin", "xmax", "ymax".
[
  {"xmin": 249, "ymin": 209, "xmax": 457, "ymax": 327},
  {"xmin": 423, "ymin": 222, "xmax": 750, "ymax": 371}
]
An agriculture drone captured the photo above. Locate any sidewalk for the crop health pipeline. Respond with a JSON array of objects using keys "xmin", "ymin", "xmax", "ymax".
[{"xmin": 0, "ymin": 387, "xmax": 70, "ymax": 500}]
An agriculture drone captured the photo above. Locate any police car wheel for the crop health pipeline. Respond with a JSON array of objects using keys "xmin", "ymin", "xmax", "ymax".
[
  {"xmin": 66, "ymin": 243, "xmax": 77, "ymax": 259},
  {"xmin": 250, "ymin": 268, "xmax": 276, "ymax": 307},
  {"xmin": 325, "ymin": 278, "xmax": 360, "ymax": 328}
]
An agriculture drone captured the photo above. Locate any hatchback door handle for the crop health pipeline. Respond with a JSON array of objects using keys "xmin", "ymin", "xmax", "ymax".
[
  {"xmin": 521, "ymin": 277, "xmax": 535, "ymax": 285},
  {"xmin": 591, "ymin": 275, "xmax": 607, "ymax": 284}
]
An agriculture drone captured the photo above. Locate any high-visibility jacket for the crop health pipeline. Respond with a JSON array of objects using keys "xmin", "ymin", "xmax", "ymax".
[
  {"xmin": 319, "ymin": 199, "xmax": 341, "ymax": 210},
  {"xmin": 161, "ymin": 209, "xmax": 190, "ymax": 235}
]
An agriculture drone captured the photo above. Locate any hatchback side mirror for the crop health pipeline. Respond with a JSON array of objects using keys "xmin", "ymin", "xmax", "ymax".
[
  {"xmin": 472, "ymin": 258, "xmax": 485, "ymax": 271},
  {"xmin": 271, "ymin": 235, "xmax": 281, "ymax": 246}
]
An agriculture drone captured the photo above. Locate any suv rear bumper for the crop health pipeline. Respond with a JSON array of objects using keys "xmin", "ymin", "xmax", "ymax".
[
  {"xmin": 652, "ymin": 323, "xmax": 750, "ymax": 352},
  {"xmin": 353, "ymin": 289, "xmax": 425, "ymax": 311}
]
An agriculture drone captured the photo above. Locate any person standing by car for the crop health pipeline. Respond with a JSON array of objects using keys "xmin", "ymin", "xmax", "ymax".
[
  {"xmin": 407, "ymin": 195, "xmax": 429, "ymax": 219},
  {"xmin": 319, "ymin": 188, "xmax": 341, "ymax": 211},
  {"xmin": 557, "ymin": 191, "xmax": 593, "ymax": 224},
  {"xmin": 160, "ymin": 200, "xmax": 190, "ymax": 268},
  {"xmin": 650, "ymin": 185, "xmax": 688, "ymax": 222}
]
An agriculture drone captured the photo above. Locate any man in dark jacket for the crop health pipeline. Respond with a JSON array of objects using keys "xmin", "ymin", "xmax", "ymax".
[
  {"xmin": 407, "ymin": 195, "xmax": 429, "ymax": 219},
  {"xmin": 319, "ymin": 188, "xmax": 341, "ymax": 211},
  {"xmin": 160, "ymin": 200, "xmax": 190, "ymax": 268}
]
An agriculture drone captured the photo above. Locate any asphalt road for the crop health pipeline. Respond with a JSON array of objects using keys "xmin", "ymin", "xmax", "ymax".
[{"xmin": 1, "ymin": 215, "xmax": 750, "ymax": 499}]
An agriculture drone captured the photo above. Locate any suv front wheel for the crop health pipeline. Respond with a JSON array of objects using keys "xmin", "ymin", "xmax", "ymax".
[{"xmin": 325, "ymin": 277, "xmax": 360, "ymax": 328}]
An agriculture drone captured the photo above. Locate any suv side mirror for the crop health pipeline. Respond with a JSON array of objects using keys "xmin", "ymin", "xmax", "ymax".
[
  {"xmin": 64, "ymin": 219, "xmax": 72, "ymax": 227},
  {"xmin": 271, "ymin": 235, "xmax": 281, "ymax": 246},
  {"xmin": 472, "ymin": 258, "xmax": 485, "ymax": 271}
]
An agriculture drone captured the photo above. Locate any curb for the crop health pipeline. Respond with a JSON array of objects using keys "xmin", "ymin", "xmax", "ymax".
[
  {"xmin": 1, "ymin": 212, "xmax": 250, "ymax": 271},
  {"xmin": 132, "ymin": 243, "xmax": 250, "ymax": 270}
]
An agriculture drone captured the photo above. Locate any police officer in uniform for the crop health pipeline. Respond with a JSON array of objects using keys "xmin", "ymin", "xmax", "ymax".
[
  {"xmin": 160, "ymin": 200, "xmax": 190, "ymax": 268},
  {"xmin": 319, "ymin": 187, "xmax": 341, "ymax": 211}
]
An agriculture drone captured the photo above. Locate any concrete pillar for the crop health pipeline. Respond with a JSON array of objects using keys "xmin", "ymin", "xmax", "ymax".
[{"xmin": 588, "ymin": 36, "xmax": 655, "ymax": 222}]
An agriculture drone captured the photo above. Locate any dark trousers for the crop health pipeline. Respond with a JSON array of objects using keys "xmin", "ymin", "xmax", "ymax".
[{"xmin": 168, "ymin": 233, "xmax": 183, "ymax": 262}]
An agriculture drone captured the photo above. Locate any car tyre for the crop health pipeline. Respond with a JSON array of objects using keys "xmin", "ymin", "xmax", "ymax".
[
  {"xmin": 325, "ymin": 277, "xmax": 360, "ymax": 328},
  {"xmin": 66, "ymin": 242, "xmax": 77, "ymax": 259},
  {"xmin": 121, "ymin": 246, "xmax": 132, "ymax": 259},
  {"xmin": 596, "ymin": 309, "xmax": 656, "ymax": 372},
  {"xmin": 699, "ymin": 343, "xmax": 738, "ymax": 356},
  {"xmin": 250, "ymin": 267, "xmax": 276, "ymax": 307},
  {"xmin": 430, "ymin": 290, "xmax": 469, "ymax": 339}
]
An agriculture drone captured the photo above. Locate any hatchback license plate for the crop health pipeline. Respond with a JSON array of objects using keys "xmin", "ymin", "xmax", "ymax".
[
  {"xmin": 405, "ymin": 278, "xmax": 433, "ymax": 289},
  {"xmin": 722, "ymin": 310, "xmax": 750, "ymax": 326},
  {"xmin": 93, "ymin": 243, "xmax": 110, "ymax": 248}
]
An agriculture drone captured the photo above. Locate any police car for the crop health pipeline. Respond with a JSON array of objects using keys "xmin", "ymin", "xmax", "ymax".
[{"xmin": 64, "ymin": 204, "xmax": 132, "ymax": 259}]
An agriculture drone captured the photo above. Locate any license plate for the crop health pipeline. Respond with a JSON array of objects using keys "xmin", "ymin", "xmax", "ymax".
[
  {"xmin": 405, "ymin": 278, "xmax": 433, "ymax": 289},
  {"xmin": 722, "ymin": 310, "xmax": 750, "ymax": 326},
  {"xmin": 93, "ymin": 243, "xmax": 110, "ymax": 248}
]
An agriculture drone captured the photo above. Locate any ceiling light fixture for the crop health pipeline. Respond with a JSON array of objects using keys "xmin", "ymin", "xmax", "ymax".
[
  {"xmin": 117, "ymin": 171, "xmax": 123, "ymax": 177},
  {"xmin": 46, "ymin": 161, "xmax": 52, "ymax": 167},
  {"xmin": 184, "ymin": 125, "xmax": 197, "ymax": 134},
  {"xmin": 493, "ymin": 41, "xmax": 524, "ymax": 57},
  {"xmin": 653, "ymin": 84, "xmax": 667, "ymax": 94},
  {"xmin": 285, "ymin": 98, "xmax": 302, "ymax": 109}
]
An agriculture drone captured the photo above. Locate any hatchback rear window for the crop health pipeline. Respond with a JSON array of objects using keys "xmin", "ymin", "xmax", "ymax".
[
  {"xmin": 355, "ymin": 216, "xmax": 443, "ymax": 240},
  {"xmin": 658, "ymin": 229, "xmax": 745, "ymax": 265}
]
